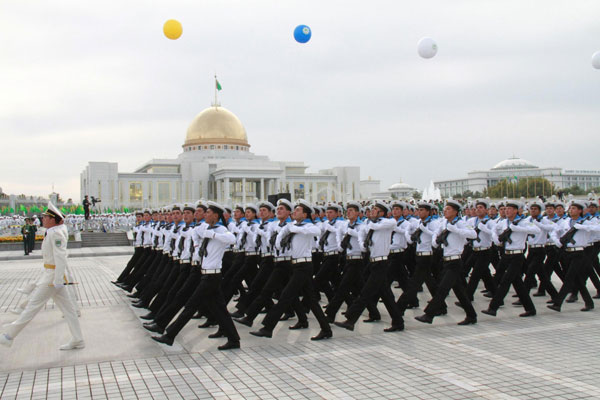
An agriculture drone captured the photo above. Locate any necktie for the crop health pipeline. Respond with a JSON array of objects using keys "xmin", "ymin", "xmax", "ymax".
[
  {"xmin": 365, "ymin": 229, "xmax": 375, "ymax": 248},
  {"xmin": 199, "ymin": 237, "xmax": 210, "ymax": 258}
]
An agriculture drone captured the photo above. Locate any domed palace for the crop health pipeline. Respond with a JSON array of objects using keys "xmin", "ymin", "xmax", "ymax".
[
  {"xmin": 80, "ymin": 103, "xmax": 374, "ymax": 209},
  {"xmin": 433, "ymin": 156, "xmax": 600, "ymax": 197}
]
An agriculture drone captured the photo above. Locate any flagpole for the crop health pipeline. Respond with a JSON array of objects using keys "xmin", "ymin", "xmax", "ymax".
[{"xmin": 214, "ymin": 73, "xmax": 218, "ymax": 108}]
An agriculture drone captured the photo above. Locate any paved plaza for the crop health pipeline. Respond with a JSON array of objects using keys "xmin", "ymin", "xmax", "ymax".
[{"xmin": 1, "ymin": 254, "xmax": 600, "ymax": 399}]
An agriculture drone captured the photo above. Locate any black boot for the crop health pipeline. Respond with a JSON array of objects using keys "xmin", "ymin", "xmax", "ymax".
[
  {"xmin": 310, "ymin": 330, "xmax": 332, "ymax": 340},
  {"xmin": 218, "ymin": 341, "xmax": 240, "ymax": 350},
  {"xmin": 288, "ymin": 321, "xmax": 308, "ymax": 330},
  {"xmin": 151, "ymin": 335, "xmax": 174, "ymax": 346}
]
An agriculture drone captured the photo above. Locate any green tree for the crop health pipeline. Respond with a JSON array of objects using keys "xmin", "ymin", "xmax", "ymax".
[
  {"xmin": 561, "ymin": 185, "xmax": 586, "ymax": 196},
  {"xmin": 412, "ymin": 191, "xmax": 422, "ymax": 200},
  {"xmin": 484, "ymin": 177, "xmax": 555, "ymax": 198}
]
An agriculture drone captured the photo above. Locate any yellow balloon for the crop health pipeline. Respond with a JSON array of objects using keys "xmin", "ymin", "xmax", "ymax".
[{"xmin": 163, "ymin": 19, "xmax": 182, "ymax": 40}]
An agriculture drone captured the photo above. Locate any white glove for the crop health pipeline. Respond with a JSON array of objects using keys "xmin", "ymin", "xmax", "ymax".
[
  {"xmin": 477, "ymin": 222, "xmax": 486, "ymax": 230},
  {"xmin": 447, "ymin": 223, "xmax": 458, "ymax": 233},
  {"xmin": 573, "ymin": 224, "xmax": 582, "ymax": 230}
]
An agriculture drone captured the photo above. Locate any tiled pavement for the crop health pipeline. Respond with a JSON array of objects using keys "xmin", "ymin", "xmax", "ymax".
[
  {"xmin": 0, "ymin": 247, "xmax": 134, "ymax": 262},
  {"xmin": 0, "ymin": 257, "xmax": 126, "ymax": 312},
  {"xmin": 1, "ymin": 255, "xmax": 600, "ymax": 399}
]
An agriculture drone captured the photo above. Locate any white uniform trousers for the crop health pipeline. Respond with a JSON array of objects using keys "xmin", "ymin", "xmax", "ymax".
[{"xmin": 5, "ymin": 285, "xmax": 83, "ymax": 342}]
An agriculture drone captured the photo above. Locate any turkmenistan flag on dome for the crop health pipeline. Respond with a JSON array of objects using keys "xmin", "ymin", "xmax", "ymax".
[{"xmin": 216, "ymin": 79, "xmax": 222, "ymax": 91}]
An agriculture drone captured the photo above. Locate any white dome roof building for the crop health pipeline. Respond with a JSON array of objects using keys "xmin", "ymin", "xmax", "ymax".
[
  {"xmin": 387, "ymin": 181, "xmax": 417, "ymax": 198},
  {"xmin": 80, "ymin": 100, "xmax": 372, "ymax": 209},
  {"xmin": 433, "ymin": 156, "xmax": 600, "ymax": 197},
  {"xmin": 491, "ymin": 157, "xmax": 538, "ymax": 170}
]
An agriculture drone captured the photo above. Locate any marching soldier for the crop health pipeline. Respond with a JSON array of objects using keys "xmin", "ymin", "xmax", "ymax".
[
  {"xmin": 465, "ymin": 199, "xmax": 497, "ymax": 300},
  {"xmin": 548, "ymin": 200, "xmax": 599, "ymax": 312},
  {"xmin": 313, "ymin": 203, "xmax": 344, "ymax": 303},
  {"xmin": 113, "ymin": 211, "xmax": 144, "ymax": 285},
  {"xmin": 324, "ymin": 200, "xmax": 381, "ymax": 323},
  {"xmin": 396, "ymin": 201, "xmax": 439, "ymax": 313},
  {"xmin": 234, "ymin": 199, "xmax": 307, "ymax": 328},
  {"xmin": 522, "ymin": 199, "xmax": 559, "ymax": 301},
  {"xmin": 250, "ymin": 200, "xmax": 332, "ymax": 340},
  {"xmin": 482, "ymin": 200, "xmax": 539, "ymax": 318},
  {"xmin": 231, "ymin": 201, "xmax": 277, "ymax": 318},
  {"xmin": 334, "ymin": 200, "xmax": 404, "ymax": 333},
  {"xmin": 388, "ymin": 201, "xmax": 411, "ymax": 290},
  {"xmin": 415, "ymin": 199, "xmax": 478, "ymax": 325},
  {"xmin": 151, "ymin": 202, "xmax": 240, "ymax": 350}
]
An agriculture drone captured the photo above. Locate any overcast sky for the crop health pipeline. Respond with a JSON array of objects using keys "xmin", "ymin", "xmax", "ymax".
[{"xmin": 1, "ymin": 0, "xmax": 599, "ymax": 202}]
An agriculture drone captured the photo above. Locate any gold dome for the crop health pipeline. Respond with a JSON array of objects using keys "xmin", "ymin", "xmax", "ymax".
[{"xmin": 184, "ymin": 106, "xmax": 249, "ymax": 148}]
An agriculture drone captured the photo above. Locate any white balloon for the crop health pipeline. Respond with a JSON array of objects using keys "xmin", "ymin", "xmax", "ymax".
[
  {"xmin": 418, "ymin": 37, "xmax": 438, "ymax": 59},
  {"xmin": 592, "ymin": 51, "xmax": 600, "ymax": 69}
]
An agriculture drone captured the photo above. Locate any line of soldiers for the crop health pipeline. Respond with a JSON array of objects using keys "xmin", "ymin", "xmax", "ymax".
[{"xmin": 111, "ymin": 196, "xmax": 600, "ymax": 350}]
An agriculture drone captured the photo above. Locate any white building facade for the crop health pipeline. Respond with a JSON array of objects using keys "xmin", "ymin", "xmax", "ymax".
[
  {"xmin": 434, "ymin": 156, "xmax": 600, "ymax": 197},
  {"xmin": 81, "ymin": 105, "xmax": 371, "ymax": 209}
]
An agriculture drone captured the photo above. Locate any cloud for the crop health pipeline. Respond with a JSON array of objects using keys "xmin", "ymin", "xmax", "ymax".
[{"xmin": 1, "ymin": 0, "xmax": 599, "ymax": 201}]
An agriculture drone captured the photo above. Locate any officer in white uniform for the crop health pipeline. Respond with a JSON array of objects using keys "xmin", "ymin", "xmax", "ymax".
[{"xmin": 1, "ymin": 202, "xmax": 84, "ymax": 350}]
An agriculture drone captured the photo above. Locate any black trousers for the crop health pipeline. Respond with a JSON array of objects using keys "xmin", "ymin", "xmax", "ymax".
[
  {"xmin": 568, "ymin": 247, "xmax": 600, "ymax": 297},
  {"xmin": 490, "ymin": 245, "xmax": 500, "ymax": 271},
  {"xmin": 405, "ymin": 245, "xmax": 417, "ymax": 277},
  {"xmin": 554, "ymin": 251, "xmax": 594, "ymax": 308},
  {"xmin": 122, "ymin": 248, "xmax": 156, "ymax": 288},
  {"xmin": 397, "ymin": 255, "xmax": 439, "ymax": 312},
  {"xmin": 221, "ymin": 253, "xmax": 247, "ymax": 301},
  {"xmin": 236, "ymin": 256, "xmax": 275, "ymax": 313},
  {"xmin": 313, "ymin": 254, "xmax": 340, "ymax": 302},
  {"xmin": 543, "ymin": 245, "xmax": 565, "ymax": 292},
  {"xmin": 584, "ymin": 245, "xmax": 600, "ymax": 292},
  {"xmin": 116, "ymin": 247, "xmax": 143, "ymax": 282},
  {"xmin": 466, "ymin": 249, "xmax": 497, "ymax": 299},
  {"xmin": 589, "ymin": 242, "xmax": 600, "ymax": 277},
  {"xmin": 148, "ymin": 261, "xmax": 182, "ymax": 313},
  {"xmin": 325, "ymin": 258, "xmax": 380, "ymax": 320},
  {"xmin": 344, "ymin": 260, "xmax": 403, "ymax": 327},
  {"xmin": 524, "ymin": 247, "xmax": 546, "ymax": 288},
  {"xmin": 489, "ymin": 253, "xmax": 535, "ymax": 312},
  {"xmin": 138, "ymin": 258, "xmax": 173, "ymax": 304},
  {"xmin": 312, "ymin": 251, "xmax": 324, "ymax": 274},
  {"xmin": 221, "ymin": 251, "xmax": 234, "ymax": 276},
  {"xmin": 492, "ymin": 246, "xmax": 508, "ymax": 287},
  {"xmin": 152, "ymin": 262, "xmax": 191, "ymax": 310},
  {"xmin": 388, "ymin": 251, "xmax": 409, "ymax": 290},
  {"xmin": 166, "ymin": 273, "xmax": 240, "ymax": 342},
  {"xmin": 425, "ymin": 259, "xmax": 477, "ymax": 319},
  {"xmin": 136, "ymin": 253, "xmax": 167, "ymax": 293},
  {"xmin": 244, "ymin": 261, "xmax": 303, "ymax": 322},
  {"xmin": 524, "ymin": 247, "xmax": 558, "ymax": 299},
  {"xmin": 261, "ymin": 262, "xmax": 330, "ymax": 332},
  {"xmin": 461, "ymin": 246, "xmax": 474, "ymax": 275},
  {"xmin": 154, "ymin": 267, "xmax": 202, "ymax": 328},
  {"xmin": 223, "ymin": 255, "xmax": 259, "ymax": 304}
]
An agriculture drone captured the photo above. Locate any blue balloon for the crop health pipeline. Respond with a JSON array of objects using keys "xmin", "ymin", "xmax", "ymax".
[{"xmin": 294, "ymin": 25, "xmax": 311, "ymax": 43}]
